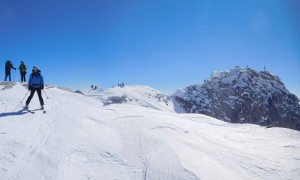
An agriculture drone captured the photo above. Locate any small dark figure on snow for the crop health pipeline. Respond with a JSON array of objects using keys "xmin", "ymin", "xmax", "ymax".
[
  {"xmin": 25, "ymin": 66, "xmax": 44, "ymax": 109},
  {"xmin": 118, "ymin": 83, "xmax": 125, "ymax": 88},
  {"xmin": 91, "ymin": 84, "xmax": 94, "ymax": 90},
  {"xmin": 94, "ymin": 86, "xmax": 97, "ymax": 90},
  {"xmin": 19, "ymin": 61, "xmax": 27, "ymax": 82},
  {"xmin": 4, "ymin": 60, "xmax": 16, "ymax": 81}
]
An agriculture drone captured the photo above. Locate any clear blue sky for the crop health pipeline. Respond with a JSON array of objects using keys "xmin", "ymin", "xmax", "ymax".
[{"xmin": 1, "ymin": 0, "xmax": 299, "ymax": 97}]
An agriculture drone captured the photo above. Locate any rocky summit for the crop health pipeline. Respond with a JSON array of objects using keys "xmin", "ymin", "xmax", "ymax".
[{"xmin": 173, "ymin": 66, "xmax": 300, "ymax": 130}]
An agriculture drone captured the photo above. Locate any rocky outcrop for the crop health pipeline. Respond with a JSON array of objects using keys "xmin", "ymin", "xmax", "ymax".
[{"xmin": 173, "ymin": 67, "xmax": 300, "ymax": 130}]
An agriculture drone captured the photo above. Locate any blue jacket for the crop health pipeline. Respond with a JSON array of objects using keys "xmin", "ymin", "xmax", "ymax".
[{"xmin": 28, "ymin": 71, "xmax": 44, "ymax": 89}]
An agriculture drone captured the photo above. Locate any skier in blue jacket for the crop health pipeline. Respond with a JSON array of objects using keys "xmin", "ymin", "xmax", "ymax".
[{"xmin": 25, "ymin": 66, "xmax": 44, "ymax": 109}]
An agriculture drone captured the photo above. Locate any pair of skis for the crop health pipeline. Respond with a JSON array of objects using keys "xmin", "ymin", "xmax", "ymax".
[{"xmin": 24, "ymin": 107, "xmax": 46, "ymax": 114}]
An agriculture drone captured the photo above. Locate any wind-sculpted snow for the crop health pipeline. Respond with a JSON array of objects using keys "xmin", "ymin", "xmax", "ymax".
[
  {"xmin": 1, "ymin": 82, "xmax": 300, "ymax": 180},
  {"xmin": 0, "ymin": 82, "xmax": 17, "ymax": 90},
  {"xmin": 84, "ymin": 85, "xmax": 175, "ymax": 112}
]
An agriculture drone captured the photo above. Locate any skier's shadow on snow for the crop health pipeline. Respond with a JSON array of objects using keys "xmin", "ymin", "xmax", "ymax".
[{"xmin": 0, "ymin": 109, "xmax": 31, "ymax": 117}]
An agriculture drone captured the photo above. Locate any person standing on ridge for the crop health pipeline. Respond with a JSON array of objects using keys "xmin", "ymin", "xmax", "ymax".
[
  {"xmin": 19, "ymin": 61, "xmax": 27, "ymax": 82},
  {"xmin": 25, "ymin": 66, "xmax": 44, "ymax": 109},
  {"xmin": 4, "ymin": 60, "xmax": 16, "ymax": 81}
]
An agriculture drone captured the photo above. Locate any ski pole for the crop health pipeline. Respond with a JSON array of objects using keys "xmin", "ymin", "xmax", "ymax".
[
  {"xmin": 13, "ymin": 69, "xmax": 16, "ymax": 82},
  {"xmin": 43, "ymin": 89, "xmax": 49, "ymax": 99},
  {"xmin": 12, "ymin": 90, "xmax": 29, "ymax": 112},
  {"xmin": 20, "ymin": 90, "xmax": 30, "ymax": 103}
]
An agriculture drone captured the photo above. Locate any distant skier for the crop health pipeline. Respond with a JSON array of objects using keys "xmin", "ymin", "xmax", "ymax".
[
  {"xmin": 118, "ymin": 83, "xmax": 124, "ymax": 88},
  {"xmin": 4, "ymin": 60, "xmax": 16, "ymax": 81},
  {"xmin": 19, "ymin": 61, "xmax": 27, "ymax": 82},
  {"xmin": 25, "ymin": 66, "xmax": 44, "ymax": 109}
]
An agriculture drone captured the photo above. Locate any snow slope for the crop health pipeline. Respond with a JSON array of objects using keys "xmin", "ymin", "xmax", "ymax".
[
  {"xmin": 83, "ymin": 85, "xmax": 175, "ymax": 112},
  {"xmin": 1, "ymin": 82, "xmax": 300, "ymax": 180}
]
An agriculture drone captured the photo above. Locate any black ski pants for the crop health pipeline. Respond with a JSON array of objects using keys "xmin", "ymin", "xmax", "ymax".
[
  {"xmin": 20, "ymin": 72, "xmax": 26, "ymax": 82},
  {"xmin": 26, "ymin": 88, "xmax": 44, "ymax": 107},
  {"xmin": 4, "ymin": 72, "xmax": 11, "ymax": 81}
]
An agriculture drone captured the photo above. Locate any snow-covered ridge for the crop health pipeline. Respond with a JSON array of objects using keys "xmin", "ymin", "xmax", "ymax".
[
  {"xmin": 210, "ymin": 66, "xmax": 286, "ymax": 92},
  {"xmin": 1, "ymin": 82, "xmax": 300, "ymax": 180},
  {"xmin": 173, "ymin": 66, "xmax": 300, "ymax": 130},
  {"xmin": 83, "ymin": 85, "xmax": 175, "ymax": 112}
]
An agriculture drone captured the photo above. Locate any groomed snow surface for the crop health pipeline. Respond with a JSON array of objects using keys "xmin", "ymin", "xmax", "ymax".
[{"xmin": 1, "ymin": 82, "xmax": 300, "ymax": 180}]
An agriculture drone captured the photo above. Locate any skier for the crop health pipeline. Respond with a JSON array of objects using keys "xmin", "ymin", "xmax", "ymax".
[
  {"xmin": 25, "ymin": 66, "xmax": 44, "ymax": 109},
  {"xmin": 19, "ymin": 61, "xmax": 27, "ymax": 82},
  {"xmin": 4, "ymin": 60, "xmax": 16, "ymax": 81}
]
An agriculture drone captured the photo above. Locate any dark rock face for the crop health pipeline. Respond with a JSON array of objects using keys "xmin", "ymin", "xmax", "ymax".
[{"xmin": 173, "ymin": 67, "xmax": 300, "ymax": 130}]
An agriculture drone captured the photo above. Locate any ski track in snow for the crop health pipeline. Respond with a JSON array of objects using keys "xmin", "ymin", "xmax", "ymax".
[{"xmin": 1, "ymin": 82, "xmax": 300, "ymax": 180}]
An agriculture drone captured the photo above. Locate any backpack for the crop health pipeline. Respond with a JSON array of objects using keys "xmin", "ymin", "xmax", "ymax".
[{"xmin": 20, "ymin": 64, "xmax": 27, "ymax": 72}]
